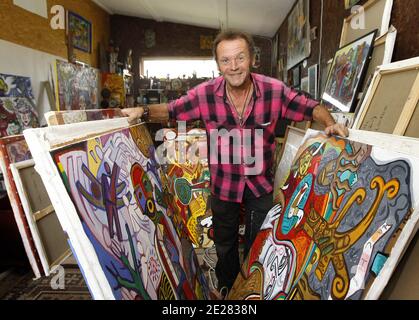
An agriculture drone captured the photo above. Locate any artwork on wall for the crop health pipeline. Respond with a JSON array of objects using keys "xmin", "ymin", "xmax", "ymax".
[
  {"xmin": 352, "ymin": 57, "xmax": 419, "ymax": 136},
  {"xmin": 10, "ymin": 159, "xmax": 71, "ymax": 276},
  {"xmin": 55, "ymin": 60, "xmax": 99, "ymax": 111},
  {"xmin": 200, "ymin": 35, "xmax": 214, "ymax": 50},
  {"xmin": 24, "ymin": 120, "xmax": 211, "ymax": 300},
  {"xmin": 0, "ymin": 135, "xmax": 42, "ymax": 278},
  {"xmin": 322, "ymin": 30, "xmax": 377, "ymax": 112},
  {"xmin": 291, "ymin": 65, "xmax": 301, "ymax": 89},
  {"xmin": 45, "ymin": 108, "xmax": 124, "ymax": 126},
  {"xmin": 67, "ymin": 11, "xmax": 92, "ymax": 53},
  {"xmin": 287, "ymin": 0, "xmax": 311, "ymax": 70},
  {"xmin": 0, "ymin": 73, "xmax": 39, "ymax": 137},
  {"xmin": 308, "ymin": 64, "xmax": 318, "ymax": 100},
  {"xmin": 345, "ymin": 0, "xmax": 361, "ymax": 9},
  {"xmin": 102, "ymin": 73, "xmax": 125, "ymax": 108},
  {"xmin": 228, "ymin": 129, "xmax": 419, "ymax": 300}
]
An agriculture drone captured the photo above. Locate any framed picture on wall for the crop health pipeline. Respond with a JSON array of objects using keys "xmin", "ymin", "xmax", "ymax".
[
  {"xmin": 292, "ymin": 65, "xmax": 301, "ymax": 88},
  {"xmin": 67, "ymin": 11, "xmax": 92, "ymax": 53},
  {"xmin": 322, "ymin": 29, "xmax": 377, "ymax": 112}
]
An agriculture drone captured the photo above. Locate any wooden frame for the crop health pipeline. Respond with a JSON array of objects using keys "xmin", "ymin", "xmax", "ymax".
[
  {"xmin": 340, "ymin": 0, "xmax": 393, "ymax": 46},
  {"xmin": 0, "ymin": 135, "xmax": 42, "ymax": 278},
  {"xmin": 10, "ymin": 159, "xmax": 71, "ymax": 276},
  {"xmin": 352, "ymin": 57, "xmax": 419, "ymax": 136}
]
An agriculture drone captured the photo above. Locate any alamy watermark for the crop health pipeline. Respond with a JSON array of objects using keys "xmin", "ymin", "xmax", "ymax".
[{"xmin": 155, "ymin": 121, "xmax": 264, "ymax": 175}]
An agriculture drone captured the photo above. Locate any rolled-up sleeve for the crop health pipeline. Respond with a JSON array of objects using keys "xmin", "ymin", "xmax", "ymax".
[
  {"xmin": 167, "ymin": 87, "xmax": 201, "ymax": 121},
  {"xmin": 280, "ymin": 85, "xmax": 319, "ymax": 122}
]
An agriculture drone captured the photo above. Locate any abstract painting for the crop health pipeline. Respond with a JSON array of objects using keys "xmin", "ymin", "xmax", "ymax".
[
  {"xmin": 30, "ymin": 123, "xmax": 210, "ymax": 299},
  {"xmin": 67, "ymin": 11, "xmax": 92, "ymax": 53},
  {"xmin": 322, "ymin": 30, "xmax": 377, "ymax": 112},
  {"xmin": 45, "ymin": 108, "xmax": 123, "ymax": 126},
  {"xmin": 102, "ymin": 73, "xmax": 125, "ymax": 108},
  {"xmin": 287, "ymin": 0, "xmax": 311, "ymax": 70},
  {"xmin": 159, "ymin": 128, "xmax": 213, "ymax": 248},
  {"xmin": 0, "ymin": 73, "xmax": 34, "ymax": 98},
  {"xmin": 55, "ymin": 60, "xmax": 99, "ymax": 111},
  {"xmin": 228, "ymin": 129, "xmax": 419, "ymax": 300}
]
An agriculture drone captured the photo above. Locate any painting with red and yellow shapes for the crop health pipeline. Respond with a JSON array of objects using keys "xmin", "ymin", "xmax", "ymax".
[
  {"xmin": 50, "ymin": 124, "xmax": 210, "ymax": 300},
  {"xmin": 159, "ymin": 128, "xmax": 213, "ymax": 248},
  {"xmin": 228, "ymin": 131, "xmax": 419, "ymax": 300}
]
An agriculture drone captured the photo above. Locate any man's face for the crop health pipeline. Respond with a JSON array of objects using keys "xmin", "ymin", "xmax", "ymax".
[{"xmin": 216, "ymin": 38, "xmax": 254, "ymax": 88}]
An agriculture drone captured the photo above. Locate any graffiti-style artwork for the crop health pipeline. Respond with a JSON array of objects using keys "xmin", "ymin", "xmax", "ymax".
[
  {"xmin": 0, "ymin": 97, "xmax": 39, "ymax": 137},
  {"xmin": 102, "ymin": 73, "xmax": 125, "ymax": 108},
  {"xmin": 45, "ymin": 108, "xmax": 124, "ymax": 126},
  {"xmin": 51, "ymin": 125, "xmax": 210, "ymax": 299},
  {"xmin": 0, "ymin": 73, "xmax": 34, "ymax": 98},
  {"xmin": 228, "ymin": 131, "xmax": 418, "ymax": 300},
  {"xmin": 160, "ymin": 128, "xmax": 213, "ymax": 248},
  {"xmin": 322, "ymin": 30, "xmax": 376, "ymax": 112},
  {"xmin": 55, "ymin": 60, "xmax": 99, "ymax": 111}
]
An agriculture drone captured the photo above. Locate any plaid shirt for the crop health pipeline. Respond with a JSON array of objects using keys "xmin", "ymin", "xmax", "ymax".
[{"xmin": 168, "ymin": 73, "xmax": 318, "ymax": 202}]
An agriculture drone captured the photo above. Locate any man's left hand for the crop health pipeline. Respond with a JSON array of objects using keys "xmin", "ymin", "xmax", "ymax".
[{"xmin": 324, "ymin": 123, "xmax": 349, "ymax": 137}]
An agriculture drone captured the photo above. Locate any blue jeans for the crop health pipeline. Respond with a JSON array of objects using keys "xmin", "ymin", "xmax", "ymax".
[{"xmin": 211, "ymin": 186, "xmax": 273, "ymax": 290}]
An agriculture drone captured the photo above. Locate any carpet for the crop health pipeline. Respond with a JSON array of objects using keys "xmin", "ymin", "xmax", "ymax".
[{"xmin": 1, "ymin": 265, "xmax": 91, "ymax": 300}]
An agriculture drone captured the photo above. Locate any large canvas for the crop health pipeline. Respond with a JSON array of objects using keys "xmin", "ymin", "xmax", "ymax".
[
  {"xmin": 160, "ymin": 128, "xmax": 213, "ymax": 248},
  {"xmin": 45, "ymin": 108, "xmax": 123, "ymax": 126},
  {"xmin": 10, "ymin": 160, "xmax": 71, "ymax": 276},
  {"xmin": 0, "ymin": 135, "xmax": 43, "ymax": 278},
  {"xmin": 287, "ymin": 0, "xmax": 311, "ymax": 70},
  {"xmin": 228, "ymin": 129, "xmax": 419, "ymax": 300},
  {"xmin": 24, "ymin": 120, "xmax": 210, "ymax": 300},
  {"xmin": 322, "ymin": 30, "xmax": 377, "ymax": 112},
  {"xmin": 55, "ymin": 60, "xmax": 99, "ymax": 111}
]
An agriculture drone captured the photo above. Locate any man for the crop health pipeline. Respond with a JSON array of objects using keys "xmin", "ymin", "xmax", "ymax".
[{"xmin": 122, "ymin": 30, "xmax": 349, "ymax": 296}]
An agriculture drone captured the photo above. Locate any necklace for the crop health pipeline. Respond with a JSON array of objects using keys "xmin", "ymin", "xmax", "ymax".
[{"xmin": 226, "ymin": 83, "xmax": 252, "ymax": 123}]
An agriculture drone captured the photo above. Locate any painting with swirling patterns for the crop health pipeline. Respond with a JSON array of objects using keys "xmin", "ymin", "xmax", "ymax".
[
  {"xmin": 51, "ymin": 124, "xmax": 210, "ymax": 300},
  {"xmin": 228, "ymin": 130, "xmax": 419, "ymax": 300}
]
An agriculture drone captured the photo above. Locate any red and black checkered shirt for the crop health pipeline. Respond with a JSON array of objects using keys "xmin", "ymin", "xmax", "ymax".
[{"xmin": 168, "ymin": 73, "xmax": 319, "ymax": 202}]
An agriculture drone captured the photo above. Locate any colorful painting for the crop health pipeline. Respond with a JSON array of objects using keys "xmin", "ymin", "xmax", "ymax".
[
  {"xmin": 345, "ymin": 0, "xmax": 362, "ymax": 10},
  {"xmin": 228, "ymin": 130, "xmax": 419, "ymax": 300},
  {"xmin": 102, "ymin": 73, "xmax": 125, "ymax": 108},
  {"xmin": 287, "ymin": 0, "xmax": 311, "ymax": 70},
  {"xmin": 55, "ymin": 60, "xmax": 99, "ymax": 111},
  {"xmin": 49, "ymin": 124, "xmax": 210, "ymax": 300},
  {"xmin": 45, "ymin": 108, "xmax": 124, "ymax": 126},
  {"xmin": 0, "ymin": 97, "xmax": 39, "ymax": 137},
  {"xmin": 67, "ymin": 11, "xmax": 92, "ymax": 53},
  {"xmin": 0, "ymin": 135, "xmax": 42, "ymax": 278},
  {"xmin": 159, "ymin": 128, "xmax": 213, "ymax": 248},
  {"xmin": 0, "ymin": 73, "xmax": 34, "ymax": 98},
  {"xmin": 322, "ymin": 30, "xmax": 377, "ymax": 112}
]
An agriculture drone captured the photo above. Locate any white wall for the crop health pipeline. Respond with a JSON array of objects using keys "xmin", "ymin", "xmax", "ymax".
[{"xmin": 0, "ymin": 39, "xmax": 64, "ymax": 126}]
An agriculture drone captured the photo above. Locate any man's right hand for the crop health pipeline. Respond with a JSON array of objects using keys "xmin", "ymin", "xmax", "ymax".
[{"xmin": 121, "ymin": 107, "xmax": 144, "ymax": 124}]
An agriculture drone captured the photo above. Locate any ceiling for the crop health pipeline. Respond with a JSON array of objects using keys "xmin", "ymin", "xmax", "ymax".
[{"xmin": 92, "ymin": 0, "xmax": 295, "ymax": 38}]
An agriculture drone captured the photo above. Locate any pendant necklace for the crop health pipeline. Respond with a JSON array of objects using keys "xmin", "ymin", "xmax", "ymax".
[{"xmin": 227, "ymin": 83, "xmax": 252, "ymax": 124}]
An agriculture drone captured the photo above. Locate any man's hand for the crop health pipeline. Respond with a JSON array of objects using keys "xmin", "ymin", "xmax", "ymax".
[
  {"xmin": 121, "ymin": 107, "xmax": 144, "ymax": 125},
  {"xmin": 324, "ymin": 123, "xmax": 349, "ymax": 137}
]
